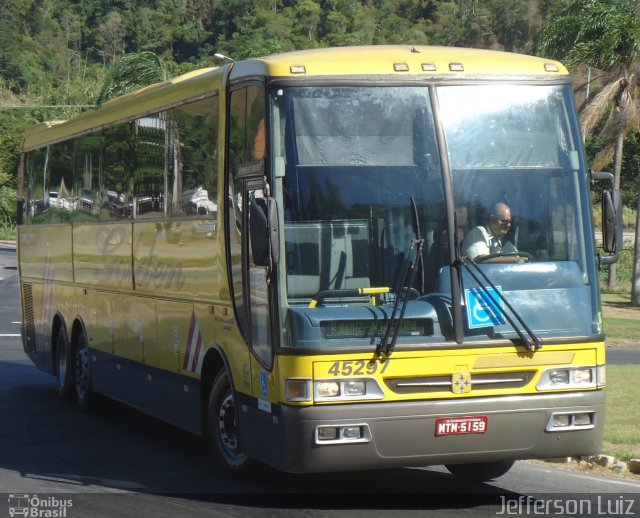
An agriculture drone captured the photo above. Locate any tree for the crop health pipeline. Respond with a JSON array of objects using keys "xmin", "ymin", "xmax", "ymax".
[
  {"xmin": 536, "ymin": 0, "xmax": 640, "ymax": 295},
  {"xmin": 96, "ymin": 51, "xmax": 168, "ymax": 106},
  {"xmin": 96, "ymin": 11, "xmax": 126, "ymax": 65}
]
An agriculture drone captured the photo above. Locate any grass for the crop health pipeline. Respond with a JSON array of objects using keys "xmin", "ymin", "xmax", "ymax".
[
  {"xmin": 600, "ymin": 293, "xmax": 640, "ymax": 345},
  {"xmin": 599, "ymin": 292, "xmax": 640, "ymax": 461},
  {"xmin": 602, "ymin": 293, "xmax": 632, "ymax": 304},
  {"xmin": 603, "ymin": 316, "xmax": 640, "ymax": 343},
  {"xmin": 602, "ymin": 365, "xmax": 640, "ymax": 461},
  {"xmin": 0, "ymin": 227, "xmax": 16, "ymax": 241}
]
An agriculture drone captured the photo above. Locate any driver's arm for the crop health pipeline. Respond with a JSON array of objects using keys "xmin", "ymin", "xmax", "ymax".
[{"xmin": 464, "ymin": 240, "xmax": 489, "ymax": 260}]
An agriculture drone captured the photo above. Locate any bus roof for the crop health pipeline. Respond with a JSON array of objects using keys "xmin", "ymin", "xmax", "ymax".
[
  {"xmin": 232, "ymin": 45, "xmax": 568, "ymax": 80},
  {"xmin": 22, "ymin": 45, "xmax": 568, "ymax": 152}
]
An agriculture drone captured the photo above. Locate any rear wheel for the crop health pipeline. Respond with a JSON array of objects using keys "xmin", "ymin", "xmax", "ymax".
[
  {"xmin": 445, "ymin": 460, "xmax": 515, "ymax": 482},
  {"xmin": 55, "ymin": 328, "xmax": 74, "ymax": 403},
  {"xmin": 205, "ymin": 370, "xmax": 256, "ymax": 474},
  {"xmin": 73, "ymin": 332, "xmax": 92, "ymax": 411}
]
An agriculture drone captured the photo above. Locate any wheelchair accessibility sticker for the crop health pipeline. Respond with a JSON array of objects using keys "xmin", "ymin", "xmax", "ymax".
[{"xmin": 465, "ymin": 286, "xmax": 505, "ymax": 329}]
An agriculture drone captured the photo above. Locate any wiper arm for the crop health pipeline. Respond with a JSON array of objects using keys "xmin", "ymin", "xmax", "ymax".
[
  {"xmin": 376, "ymin": 196, "xmax": 425, "ymax": 358},
  {"xmin": 375, "ymin": 238, "xmax": 424, "ymax": 357},
  {"xmin": 455, "ymin": 257, "xmax": 543, "ymax": 351}
]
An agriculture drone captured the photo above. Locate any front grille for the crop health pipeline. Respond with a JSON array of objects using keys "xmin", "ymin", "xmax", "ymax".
[{"xmin": 384, "ymin": 371, "xmax": 535, "ymax": 394}]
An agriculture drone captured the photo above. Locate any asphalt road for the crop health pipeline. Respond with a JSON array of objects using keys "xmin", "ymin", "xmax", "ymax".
[
  {"xmin": 607, "ymin": 347, "xmax": 640, "ymax": 364},
  {"xmin": 0, "ymin": 245, "xmax": 639, "ymax": 518}
]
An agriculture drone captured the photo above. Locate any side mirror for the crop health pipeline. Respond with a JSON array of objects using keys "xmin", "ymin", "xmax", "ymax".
[
  {"xmin": 590, "ymin": 170, "xmax": 623, "ymax": 265},
  {"xmin": 602, "ymin": 188, "xmax": 623, "ymax": 255},
  {"xmin": 248, "ymin": 196, "xmax": 279, "ymax": 267}
]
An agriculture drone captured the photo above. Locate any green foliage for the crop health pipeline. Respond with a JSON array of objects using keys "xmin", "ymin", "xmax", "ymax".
[
  {"xmin": 96, "ymin": 51, "xmax": 168, "ymax": 105},
  {"xmin": 536, "ymin": 0, "xmax": 640, "ymax": 70},
  {"xmin": 599, "ymin": 243, "xmax": 634, "ymax": 291},
  {"xmin": 0, "ymin": 186, "xmax": 16, "ymax": 230}
]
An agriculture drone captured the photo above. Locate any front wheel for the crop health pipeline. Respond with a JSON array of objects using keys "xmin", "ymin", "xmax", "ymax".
[
  {"xmin": 445, "ymin": 460, "xmax": 515, "ymax": 482},
  {"xmin": 205, "ymin": 370, "xmax": 256, "ymax": 475}
]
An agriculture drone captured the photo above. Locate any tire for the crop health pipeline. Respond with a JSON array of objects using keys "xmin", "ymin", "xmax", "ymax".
[
  {"xmin": 445, "ymin": 460, "xmax": 515, "ymax": 482},
  {"xmin": 205, "ymin": 370, "xmax": 256, "ymax": 474},
  {"xmin": 73, "ymin": 332, "xmax": 93, "ymax": 411},
  {"xmin": 55, "ymin": 328, "xmax": 74, "ymax": 403}
]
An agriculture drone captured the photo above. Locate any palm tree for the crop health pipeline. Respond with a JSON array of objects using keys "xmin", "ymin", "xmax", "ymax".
[
  {"xmin": 96, "ymin": 51, "xmax": 168, "ymax": 106},
  {"xmin": 536, "ymin": 0, "xmax": 640, "ymax": 295}
]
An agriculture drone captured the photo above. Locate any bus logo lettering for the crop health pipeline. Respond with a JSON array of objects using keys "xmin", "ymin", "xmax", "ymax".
[{"xmin": 134, "ymin": 231, "xmax": 186, "ymax": 290}]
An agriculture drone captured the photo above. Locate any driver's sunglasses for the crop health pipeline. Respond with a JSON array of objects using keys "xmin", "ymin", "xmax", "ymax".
[{"xmin": 492, "ymin": 216, "xmax": 512, "ymax": 225}]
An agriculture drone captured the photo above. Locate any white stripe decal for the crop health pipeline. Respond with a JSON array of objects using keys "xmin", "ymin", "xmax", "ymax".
[{"xmin": 183, "ymin": 311, "xmax": 204, "ymax": 374}]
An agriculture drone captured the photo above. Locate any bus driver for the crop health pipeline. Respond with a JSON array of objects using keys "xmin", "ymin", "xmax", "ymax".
[{"xmin": 462, "ymin": 202, "xmax": 519, "ymax": 261}]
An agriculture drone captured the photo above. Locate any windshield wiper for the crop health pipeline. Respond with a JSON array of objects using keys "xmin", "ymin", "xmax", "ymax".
[
  {"xmin": 454, "ymin": 257, "xmax": 543, "ymax": 351},
  {"xmin": 376, "ymin": 196, "xmax": 424, "ymax": 357}
]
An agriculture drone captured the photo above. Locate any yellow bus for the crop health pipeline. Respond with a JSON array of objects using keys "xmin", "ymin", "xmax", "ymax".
[{"xmin": 17, "ymin": 45, "xmax": 622, "ymax": 481}]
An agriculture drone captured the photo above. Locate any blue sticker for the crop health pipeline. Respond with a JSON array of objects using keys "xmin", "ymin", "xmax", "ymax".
[
  {"xmin": 465, "ymin": 286, "xmax": 505, "ymax": 329},
  {"xmin": 260, "ymin": 371, "xmax": 268, "ymax": 398}
]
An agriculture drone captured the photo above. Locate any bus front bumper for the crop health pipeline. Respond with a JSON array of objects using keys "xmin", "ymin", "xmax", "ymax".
[{"xmin": 275, "ymin": 390, "xmax": 605, "ymax": 473}]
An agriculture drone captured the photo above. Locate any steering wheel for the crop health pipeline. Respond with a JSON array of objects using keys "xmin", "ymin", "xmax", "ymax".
[{"xmin": 474, "ymin": 252, "xmax": 533, "ymax": 263}]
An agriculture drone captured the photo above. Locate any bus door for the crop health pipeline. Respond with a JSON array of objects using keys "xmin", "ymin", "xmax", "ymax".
[{"xmin": 227, "ymin": 84, "xmax": 276, "ymax": 404}]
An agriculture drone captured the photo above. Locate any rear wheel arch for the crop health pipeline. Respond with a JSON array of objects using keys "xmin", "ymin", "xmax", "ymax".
[{"xmin": 70, "ymin": 318, "xmax": 88, "ymax": 349}]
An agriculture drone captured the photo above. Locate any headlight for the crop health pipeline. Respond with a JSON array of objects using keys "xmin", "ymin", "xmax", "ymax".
[
  {"xmin": 549, "ymin": 370, "xmax": 569, "ymax": 384},
  {"xmin": 344, "ymin": 380, "xmax": 366, "ymax": 396},
  {"xmin": 317, "ymin": 381, "xmax": 341, "ymax": 398},
  {"xmin": 572, "ymin": 368, "xmax": 593, "ymax": 384},
  {"xmin": 314, "ymin": 378, "xmax": 385, "ymax": 401},
  {"xmin": 537, "ymin": 366, "xmax": 598, "ymax": 391}
]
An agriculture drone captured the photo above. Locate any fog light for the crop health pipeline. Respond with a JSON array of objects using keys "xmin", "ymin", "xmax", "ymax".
[
  {"xmin": 342, "ymin": 426, "xmax": 362, "ymax": 440},
  {"xmin": 345, "ymin": 380, "xmax": 366, "ymax": 396},
  {"xmin": 317, "ymin": 427, "xmax": 338, "ymax": 441},
  {"xmin": 572, "ymin": 369, "xmax": 593, "ymax": 384},
  {"xmin": 574, "ymin": 413, "xmax": 592, "ymax": 426},
  {"xmin": 317, "ymin": 381, "xmax": 340, "ymax": 397},
  {"xmin": 549, "ymin": 370, "xmax": 569, "ymax": 385},
  {"xmin": 553, "ymin": 414, "xmax": 571, "ymax": 427}
]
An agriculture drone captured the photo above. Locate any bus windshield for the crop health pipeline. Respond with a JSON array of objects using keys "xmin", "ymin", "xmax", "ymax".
[{"xmin": 271, "ymin": 83, "xmax": 599, "ymax": 349}]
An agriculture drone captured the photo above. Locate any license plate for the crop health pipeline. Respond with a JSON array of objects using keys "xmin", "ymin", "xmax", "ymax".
[{"xmin": 435, "ymin": 416, "xmax": 488, "ymax": 436}]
